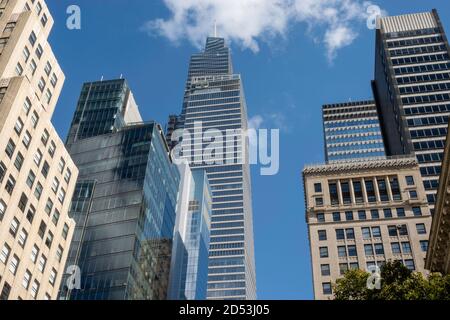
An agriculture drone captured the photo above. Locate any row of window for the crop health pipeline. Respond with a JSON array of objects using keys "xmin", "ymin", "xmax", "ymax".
[
  {"xmin": 394, "ymin": 62, "xmax": 450, "ymax": 76},
  {"xmin": 397, "ymin": 71, "xmax": 450, "ymax": 85},
  {"xmin": 390, "ymin": 44, "xmax": 447, "ymax": 57},
  {"xmin": 407, "ymin": 114, "xmax": 449, "ymax": 127},
  {"xmin": 316, "ymin": 206, "xmax": 423, "ymax": 223},
  {"xmin": 386, "ymin": 35, "xmax": 443, "ymax": 48},
  {"xmin": 410, "ymin": 127, "xmax": 447, "ymax": 139},
  {"xmin": 403, "ymin": 93, "xmax": 450, "ymax": 105},
  {"xmin": 400, "ymin": 81, "xmax": 450, "ymax": 95}
]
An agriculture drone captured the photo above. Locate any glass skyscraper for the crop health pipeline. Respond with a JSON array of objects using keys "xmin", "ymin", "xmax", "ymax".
[
  {"xmin": 167, "ymin": 37, "xmax": 257, "ymax": 300},
  {"xmin": 323, "ymin": 100, "xmax": 386, "ymax": 163},
  {"xmin": 168, "ymin": 164, "xmax": 211, "ymax": 300},
  {"xmin": 373, "ymin": 10, "xmax": 450, "ymax": 208},
  {"xmin": 59, "ymin": 79, "xmax": 180, "ymax": 300}
]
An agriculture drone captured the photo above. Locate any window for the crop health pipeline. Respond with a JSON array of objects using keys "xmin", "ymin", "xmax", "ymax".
[
  {"xmin": 31, "ymin": 245, "xmax": 39, "ymax": 263},
  {"xmin": 353, "ymin": 180, "xmax": 364, "ymax": 203},
  {"xmin": 349, "ymin": 262, "xmax": 359, "ymax": 270},
  {"xmin": 23, "ymin": 270, "xmax": 32, "ymax": 289},
  {"xmin": 332, "ymin": 212, "xmax": 341, "ymax": 222},
  {"xmin": 23, "ymin": 97, "xmax": 31, "ymax": 115},
  {"xmin": 5, "ymin": 175, "xmax": 16, "ymax": 194},
  {"xmin": 336, "ymin": 229, "xmax": 345, "ymax": 240},
  {"xmin": 34, "ymin": 149, "xmax": 43, "ymax": 166},
  {"xmin": 409, "ymin": 190, "xmax": 418, "ymax": 200},
  {"xmin": 41, "ymin": 129, "xmax": 49, "ymax": 146},
  {"xmin": 358, "ymin": 210, "xmax": 367, "ymax": 220},
  {"xmin": 45, "ymin": 89, "xmax": 52, "ymax": 104},
  {"xmin": 38, "ymin": 77, "xmax": 45, "ymax": 92},
  {"xmin": 26, "ymin": 205, "xmax": 36, "ymax": 223},
  {"xmin": 341, "ymin": 182, "xmax": 351, "ymax": 204},
  {"xmin": 321, "ymin": 264, "xmax": 330, "ymax": 276},
  {"xmin": 420, "ymin": 240, "xmax": 429, "ymax": 252},
  {"xmin": 31, "ymin": 110, "xmax": 39, "ymax": 128},
  {"xmin": 346, "ymin": 228, "xmax": 355, "ymax": 240},
  {"xmin": 404, "ymin": 260, "xmax": 415, "ymax": 271},
  {"xmin": 26, "ymin": 170, "xmax": 36, "ymax": 188},
  {"xmin": 383, "ymin": 208, "xmax": 393, "ymax": 218},
  {"xmin": 348, "ymin": 245, "xmax": 357, "ymax": 257},
  {"xmin": 29, "ymin": 31, "xmax": 37, "ymax": 46},
  {"xmin": 9, "ymin": 254, "xmax": 19, "ymax": 275},
  {"xmin": 329, "ymin": 183, "xmax": 339, "ymax": 205},
  {"xmin": 317, "ymin": 213, "xmax": 325, "ymax": 223},
  {"xmin": 44, "ymin": 61, "xmax": 52, "ymax": 76},
  {"xmin": 401, "ymin": 242, "xmax": 412, "ymax": 254},
  {"xmin": 391, "ymin": 242, "xmax": 401, "ymax": 254},
  {"xmin": 49, "ymin": 268, "xmax": 57, "ymax": 286},
  {"xmin": 58, "ymin": 158, "xmax": 66, "ymax": 174},
  {"xmin": 36, "ymin": 2, "xmax": 42, "ymax": 15},
  {"xmin": 362, "ymin": 227, "xmax": 371, "ymax": 240},
  {"xmin": 50, "ymin": 73, "xmax": 58, "ymax": 87},
  {"xmin": 5, "ymin": 139, "xmax": 16, "ymax": 158},
  {"xmin": 64, "ymin": 168, "xmax": 72, "ymax": 183},
  {"xmin": 339, "ymin": 263, "xmax": 349, "ymax": 275},
  {"xmin": 0, "ymin": 161, "xmax": 5, "ymax": 183},
  {"xmin": 52, "ymin": 209, "xmax": 60, "ymax": 226},
  {"xmin": 45, "ymin": 231, "xmax": 53, "ymax": 248},
  {"xmin": 371, "ymin": 209, "xmax": 380, "ymax": 220},
  {"xmin": 30, "ymin": 59, "xmax": 37, "ymax": 75},
  {"xmin": 396, "ymin": 208, "xmax": 405, "ymax": 217},
  {"xmin": 38, "ymin": 255, "xmax": 47, "ymax": 273},
  {"xmin": 23, "ymin": 46, "xmax": 30, "ymax": 62},
  {"xmin": 41, "ymin": 13, "xmax": 48, "ymax": 27},
  {"xmin": 374, "ymin": 244, "xmax": 385, "ymax": 255},
  {"xmin": 377, "ymin": 178, "xmax": 389, "ymax": 202},
  {"xmin": 22, "ymin": 130, "xmax": 32, "ymax": 148},
  {"xmin": 338, "ymin": 246, "xmax": 347, "ymax": 257},
  {"xmin": 365, "ymin": 244, "xmax": 374, "ymax": 256},
  {"xmin": 416, "ymin": 224, "xmax": 427, "ymax": 235},
  {"xmin": 406, "ymin": 176, "xmax": 415, "ymax": 186},
  {"xmin": 365, "ymin": 180, "xmax": 376, "ymax": 202},
  {"xmin": 41, "ymin": 161, "xmax": 50, "ymax": 178},
  {"xmin": 62, "ymin": 223, "xmax": 69, "ymax": 240},
  {"xmin": 0, "ymin": 199, "xmax": 6, "ymax": 221},
  {"xmin": 35, "ymin": 44, "xmax": 43, "ymax": 59},
  {"xmin": 51, "ymin": 177, "xmax": 59, "ymax": 193},
  {"xmin": 31, "ymin": 280, "xmax": 40, "ymax": 299},
  {"xmin": 14, "ymin": 152, "xmax": 24, "ymax": 171},
  {"xmin": 15, "ymin": 62, "xmax": 23, "ymax": 76},
  {"xmin": 318, "ymin": 230, "xmax": 327, "ymax": 241},
  {"xmin": 315, "ymin": 197, "xmax": 323, "ymax": 206},
  {"xmin": 14, "ymin": 118, "xmax": 24, "ymax": 134},
  {"xmin": 56, "ymin": 245, "xmax": 63, "ymax": 262},
  {"xmin": 18, "ymin": 193, "xmax": 28, "ymax": 212},
  {"xmin": 345, "ymin": 211, "xmax": 354, "ymax": 221},
  {"xmin": 34, "ymin": 182, "xmax": 43, "ymax": 200},
  {"xmin": 18, "ymin": 229, "xmax": 28, "ymax": 248},
  {"xmin": 319, "ymin": 247, "xmax": 329, "ymax": 258},
  {"xmin": 0, "ymin": 244, "xmax": 11, "ymax": 264},
  {"xmin": 44, "ymin": 198, "xmax": 53, "ymax": 215},
  {"xmin": 0, "ymin": 283, "xmax": 11, "ymax": 301},
  {"xmin": 372, "ymin": 227, "xmax": 381, "ymax": 238},
  {"xmin": 38, "ymin": 221, "xmax": 46, "ymax": 239},
  {"xmin": 58, "ymin": 188, "xmax": 66, "ymax": 204},
  {"xmin": 412, "ymin": 207, "xmax": 423, "ymax": 217},
  {"xmin": 322, "ymin": 282, "xmax": 332, "ymax": 295},
  {"xmin": 48, "ymin": 141, "xmax": 56, "ymax": 157},
  {"xmin": 9, "ymin": 217, "xmax": 19, "ymax": 237},
  {"xmin": 399, "ymin": 225, "xmax": 408, "ymax": 236},
  {"xmin": 314, "ymin": 183, "xmax": 322, "ymax": 193}
]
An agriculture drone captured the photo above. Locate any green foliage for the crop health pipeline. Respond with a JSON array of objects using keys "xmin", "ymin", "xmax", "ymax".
[{"xmin": 333, "ymin": 261, "xmax": 450, "ymax": 300}]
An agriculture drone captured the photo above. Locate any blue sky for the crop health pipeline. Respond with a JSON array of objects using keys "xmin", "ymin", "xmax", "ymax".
[{"xmin": 46, "ymin": 0, "xmax": 450, "ymax": 300}]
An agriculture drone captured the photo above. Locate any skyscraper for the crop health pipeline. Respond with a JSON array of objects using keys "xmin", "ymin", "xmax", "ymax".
[
  {"xmin": 167, "ymin": 37, "xmax": 257, "ymax": 300},
  {"xmin": 59, "ymin": 79, "xmax": 180, "ymax": 300},
  {"xmin": 373, "ymin": 10, "xmax": 450, "ymax": 209},
  {"xmin": 323, "ymin": 100, "xmax": 386, "ymax": 163},
  {"xmin": 303, "ymin": 157, "xmax": 432, "ymax": 300},
  {"xmin": 0, "ymin": 0, "xmax": 78, "ymax": 300},
  {"xmin": 168, "ymin": 163, "xmax": 212, "ymax": 300}
]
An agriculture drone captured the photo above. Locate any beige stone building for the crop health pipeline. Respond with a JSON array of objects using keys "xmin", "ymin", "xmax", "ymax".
[
  {"xmin": 426, "ymin": 127, "xmax": 450, "ymax": 274},
  {"xmin": 0, "ymin": 0, "xmax": 78, "ymax": 300},
  {"xmin": 303, "ymin": 157, "xmax": 432, "ymax": 300}
]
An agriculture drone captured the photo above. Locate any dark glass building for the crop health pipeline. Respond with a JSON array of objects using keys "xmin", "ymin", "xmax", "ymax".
[
  {"xmin": 323, "ymin": 100, "xmax": 386, "ymax": 163},
  {"xmin": 59, "ymin": 79, "xmax": 180, "ymax": 300},
  {"xmin": 373, "ymin": 10, "xmax": 450, "ymax": 208},
  {"xmin": 167, "ymin": 37, "xmax": 257, "ymax": 300}
]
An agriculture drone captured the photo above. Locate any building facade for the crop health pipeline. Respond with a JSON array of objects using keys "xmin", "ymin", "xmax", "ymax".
[
  {"xmin": 303, "ymin": 157, "xmax": 432, "ymax": 300},
  {"xmin": 425, "ymin": 125, "xmax": 450, "ymax": 274},
  {"xmin": 323, "ymin": 101, "xmax": 386, "ymax": 163},
  {"xmin": 168, "ymin": 163, "xmax": 211, "ymax": 300},
  {"xmin": 167, "ymin": 37, "xmax": 256, "ymax": 300},
  {"xmin": 0, "ymin": 0, "xmax": 78, "ymax": 300},
  {"xmin": 373, "ymin": 10, "xmax": 450, "ymax": 208},
  {"xmin": 58, "ymin": 79, "xmax": 180, "ymax": 300}
]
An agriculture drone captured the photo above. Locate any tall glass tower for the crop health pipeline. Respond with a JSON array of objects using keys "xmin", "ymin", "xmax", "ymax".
[
  {"xmin": 373, "ymin": 10, "xmax": 450, "ymax": 209},
  {"xmin": 168, "ymin": 37, "xmax": 256, "ymax": 300}
]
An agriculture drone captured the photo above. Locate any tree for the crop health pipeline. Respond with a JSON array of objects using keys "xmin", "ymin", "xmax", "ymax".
[{"xmin": 333, "ymin": 261, "xmax": 450, "ymax": 300}]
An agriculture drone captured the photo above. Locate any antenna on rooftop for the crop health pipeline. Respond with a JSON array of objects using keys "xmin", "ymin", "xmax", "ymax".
[{"xmin": 214, "ymin": 20, "xmax": 217, "ymax": 37}]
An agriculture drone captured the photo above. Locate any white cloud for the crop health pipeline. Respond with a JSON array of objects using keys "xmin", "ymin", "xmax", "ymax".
[{"xmin": 143, "ymin": 0, "xmax": 383, "ymax": 61}]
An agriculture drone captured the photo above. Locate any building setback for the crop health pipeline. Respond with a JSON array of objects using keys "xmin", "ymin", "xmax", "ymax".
[
  {"xmin": 0, "ymin": 0, "xmax": 78, "ymax": 300},
  {"xmin": 167, "ymin": 37, "xmax": 257, "ymax": 300},
  {"xmin": 373, "ymin": 10, "xmax": 450, "ymax": 209},
  {"xmin": 303, "ymin": 157, "xmax": 432, "ymax": 300},
  {"xmin": 323, "ymin": 100, "xmax": 386, "ymax": 163},
  {"xmin": 58, "ymin": 79, "xmax": 180, "ymax": 300}
]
